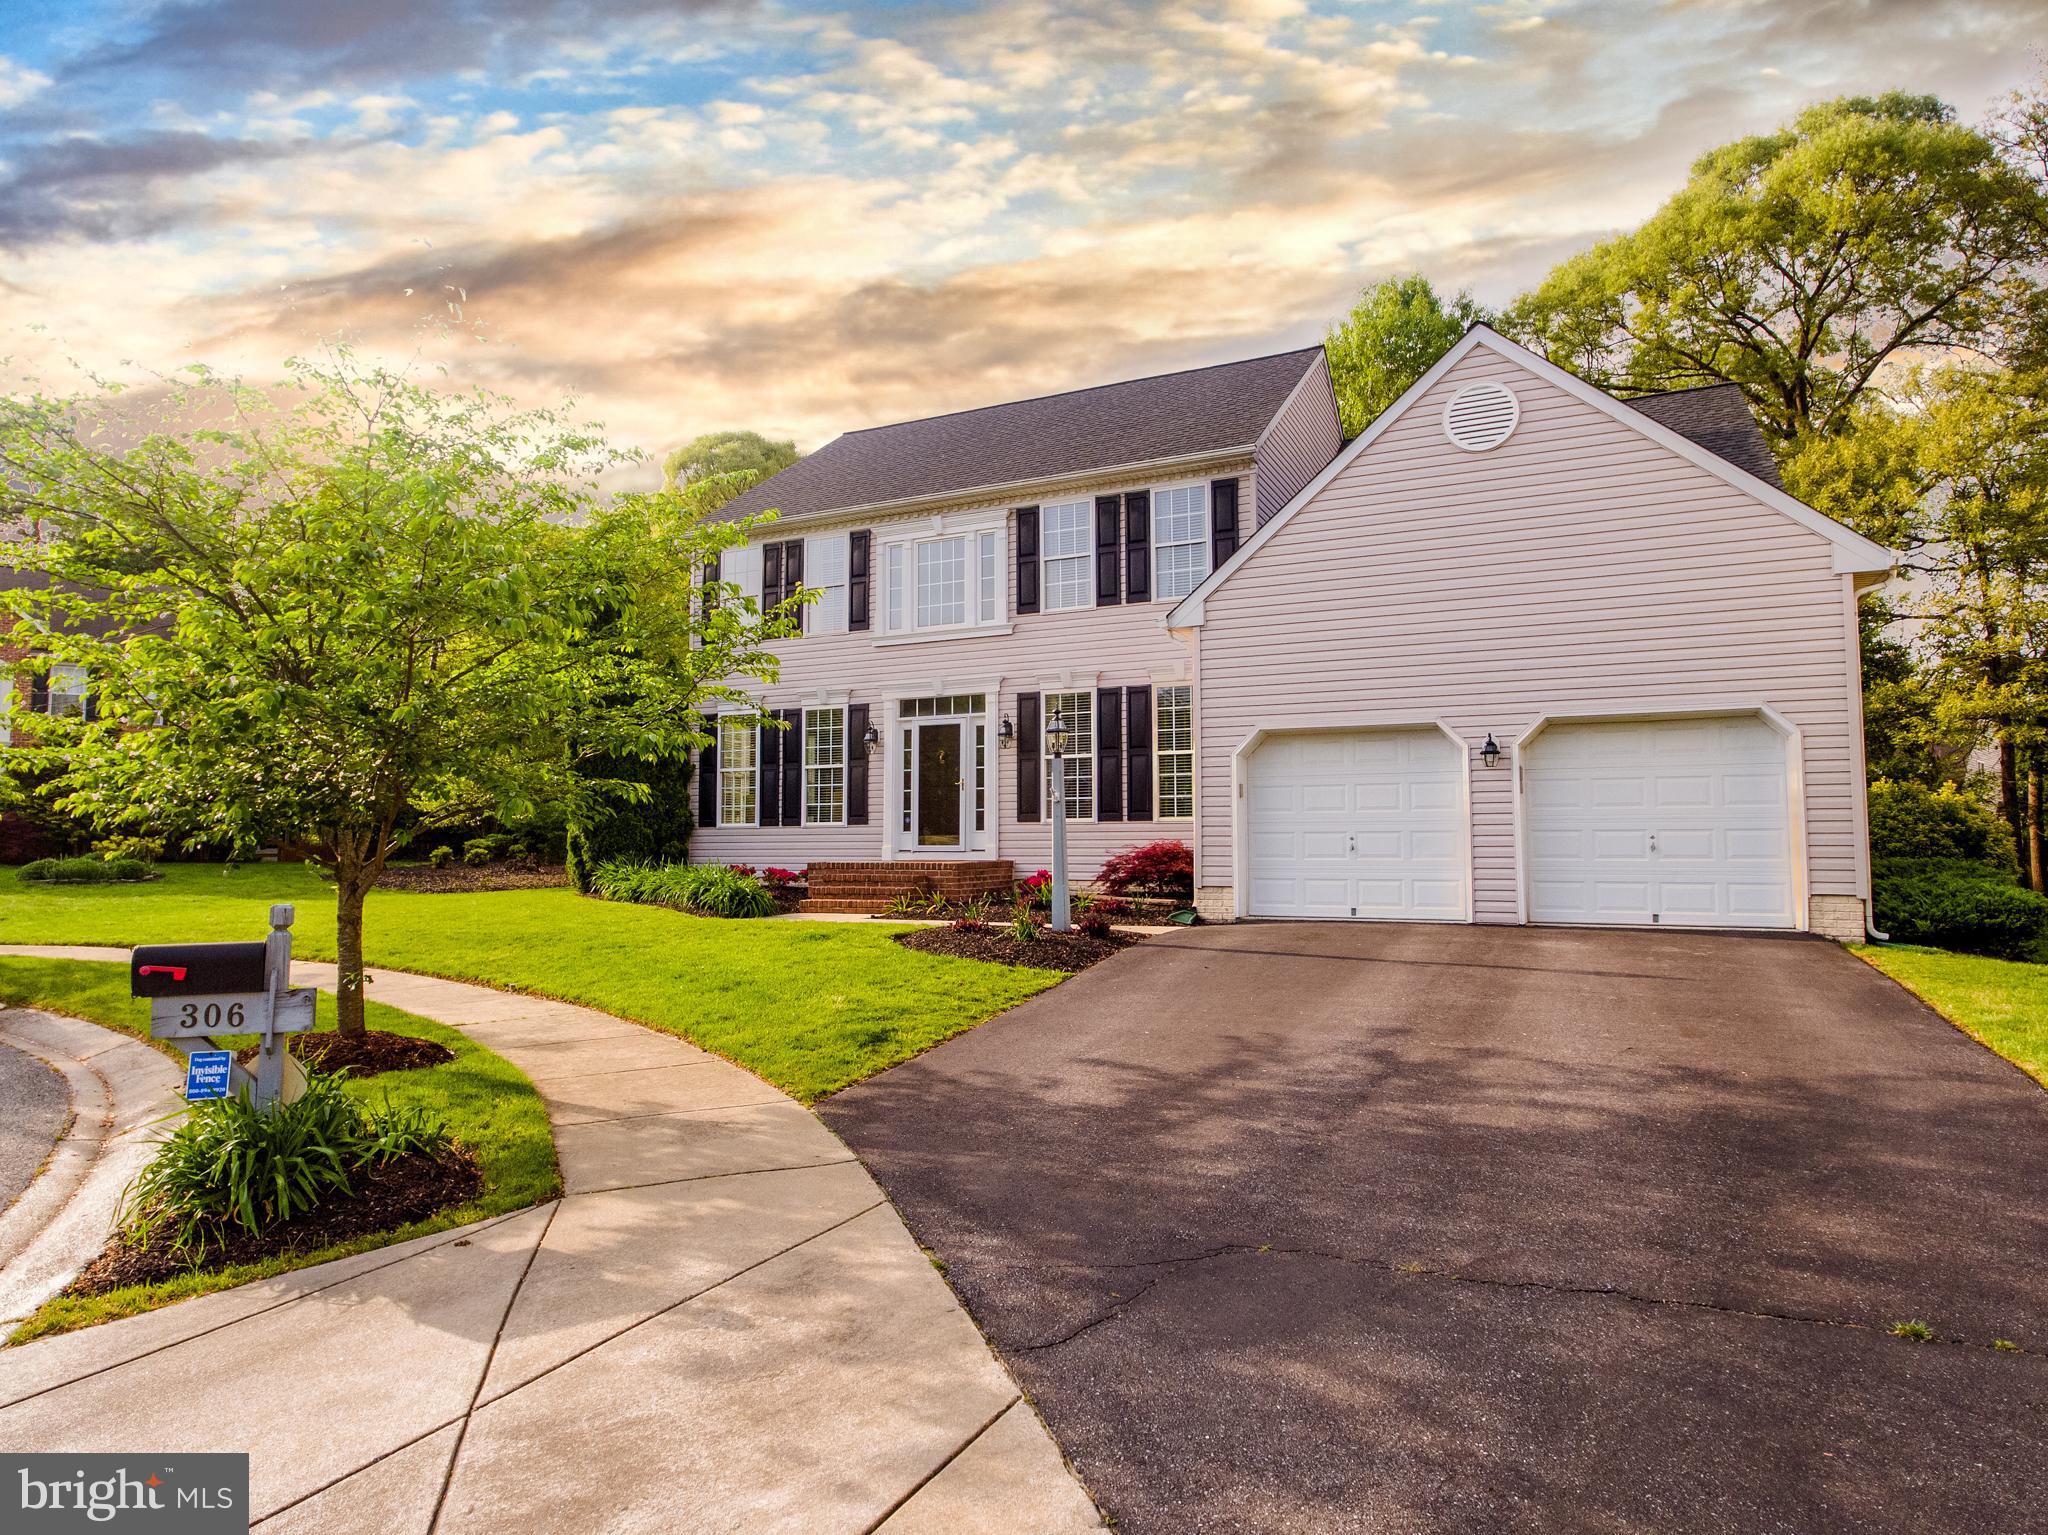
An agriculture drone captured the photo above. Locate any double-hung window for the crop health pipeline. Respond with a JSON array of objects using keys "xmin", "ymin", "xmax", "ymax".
[
  {"xmin": 804, "ymin": 707, "xmax": 846, "ymax": 825},
  {"xmin": 718, "ymin": 717, "xmax": 758, "ymax": 827},
  {"xmin": 1155, "ymin": 685, "xmax": 1193, "ymax": 818},
  {"xmin": 878, "ymin": 520, "xmax": 1005, "ymax": 636},
  {"xmin": 44, "ymin": 664, "xmax": 88, "ymax": 718},
  {"xmin": 806, "ymin": 535, "xmax": 849, "ymax": 634},
  {"xmin": 1042, "ymin": 689, "xmax": 1094, "ymax": 820},
  {"xmin": 1040, "ymin": 501, "xmax": 1092, "ymax": 610},
  {"xmin": 1152, "ymin": 485, "xmax": 1209, "ymax": 600}
]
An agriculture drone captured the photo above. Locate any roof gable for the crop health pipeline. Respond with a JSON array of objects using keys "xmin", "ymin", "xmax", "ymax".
[
  {"xmin": 717, "ymin": 348, "xmax": 1325, "ymax": 524},
  {"xmin": 1167, "ymin": 327, "xmax": 1892, "ymax": 626}
]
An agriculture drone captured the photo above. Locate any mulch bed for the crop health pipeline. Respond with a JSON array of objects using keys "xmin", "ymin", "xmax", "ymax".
[
  {"xmin": 64, "ymin": 1148, "xmax": 482, "ymax": 1296},
  {"xmin": 894, "ymin": 925, "xmax": 1140, "ymax": 973},
  {"xmin": 371, "ymin": 860, "xmax": 568, "ymax": 893},
  {"xmin": 235, "ymin": 1029, "xmax": 454, "ymax": 1078}
]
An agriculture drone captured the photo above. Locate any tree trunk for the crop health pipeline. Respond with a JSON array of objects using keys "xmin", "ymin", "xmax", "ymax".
[
  {"xmin": 334, "ymin": 868, "xmax": 371, "ymax": 1039},
  {"xmin": 2031, "ymin": 764, "xmax": 2045, "ymax": 893},
  {"xmin": 2000, "ymin": 734, "xmax": 2028, "ymax": 885}
]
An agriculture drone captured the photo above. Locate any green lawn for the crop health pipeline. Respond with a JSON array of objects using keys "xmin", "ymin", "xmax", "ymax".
[
  {"xmin": 0, "ymin": 864, "xmax": 1062, "ymax": 1101},
  {"xmin": 0, "ymin": 954, "xmax": 560, "ymax": 1342},
  {"xmin": 1853, "ymin": 944, "xmax": 2048, "ymax": 1091}
]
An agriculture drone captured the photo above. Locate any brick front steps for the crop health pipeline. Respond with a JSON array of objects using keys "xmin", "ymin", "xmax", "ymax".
[{"xmin": 798, "ymin": 860, "xmax": 1015, "ymax": 915}]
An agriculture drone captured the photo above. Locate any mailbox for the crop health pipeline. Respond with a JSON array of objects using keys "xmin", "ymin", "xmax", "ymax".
[{"xmin": 131, "ymin": 942, "xmax": 270, "ymax": 999}]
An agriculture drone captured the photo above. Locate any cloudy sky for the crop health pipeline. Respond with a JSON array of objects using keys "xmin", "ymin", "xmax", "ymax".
[{"xmin": 0, "ymin": 1, "xmax": 2041, "ymax": 470}]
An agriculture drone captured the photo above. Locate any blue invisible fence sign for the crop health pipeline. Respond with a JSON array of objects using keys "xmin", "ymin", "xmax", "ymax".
[{"xmin": 185, "ymin": 1050, "xmax": 234, "ymax": 1101}]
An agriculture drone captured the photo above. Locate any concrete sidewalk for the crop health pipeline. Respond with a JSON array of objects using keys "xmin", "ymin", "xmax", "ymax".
[{"xmin": 0, "ymin": 947, "xmax": 1101, "ymax": 1533}]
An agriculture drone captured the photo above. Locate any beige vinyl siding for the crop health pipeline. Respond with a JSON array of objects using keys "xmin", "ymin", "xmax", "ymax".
[
  {"xmin": 691, "ymin": 471, "xmax": 1245, "ymax": 873},
  {"xmin": 1193, "ymin": 347, "xmax": 1867, "ymax": 921},
  {"xmin": 1253, "ymin": 359, "xmax": 1343, "ymax": 526}
]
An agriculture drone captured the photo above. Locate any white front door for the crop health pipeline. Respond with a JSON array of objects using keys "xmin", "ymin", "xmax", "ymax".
[
  {"xmin": 1523, "ymin": 714, "xmax": 1795, "ymax": 929},
  {"xmin": 1245, "ymin": 728, "xmax": 1468, "ymax": 920}
]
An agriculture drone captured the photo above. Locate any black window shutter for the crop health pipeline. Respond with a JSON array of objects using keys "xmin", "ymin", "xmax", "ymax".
[
  {"xmin": 779, "ymin": 708, "xmax": 803, "ymax": 825},
  {"xmin": 849, "ymin": 531, "xmax": 871, "ymax": 632},
  {"xmin": 1124, "ymin": 490, "xmax": 1150, "ymax": 602},
  {"xmin": 847, "ymin": 703, "xmax": 870, "ymax": 823},
  {"xmin": 83, "ymin": 687, "xmax": 97, "ymax": 724},
  {"xmin": 1015, "ymin": 507, "xmax": 1040, "ymax": 615},
  {"xmin": 700, "ymin": 560, "xmax": 719, "ymax": 622},
  {"xmin": 698, "ymin": 734, "xmax": 719, "ymax": 828},
  {"xmin": 1095, "ymin": 687, "xmax": 1124, "ymax": 820},
  {"xmin": 1094, "ymin": 495, "xmax": 1121, "ymax": 606},
  {"xmin": 761, "ymin": 541, "xmax": 782, "ymax": 612},
  {"xmin": 1017, "ymin": 692, "xmax": 1041, "ymax": 822},
  {"xmin": 1211, "ymin": 477, "xmax": 1240, "ymax": 569},
  {"xmin": 1126, "ymin": 685, "xmax": 1153, "ymax": 823},
  {"xmin": 782, "ymin": 541, "xmax": 804, "ymax": 634},
  {"xmin": 28, "ymin": 670, "xmax": 47, "ymax": 714},
  {"xmin": 758, "ymin": 719, "xmax": 781, "ymax": 828}
]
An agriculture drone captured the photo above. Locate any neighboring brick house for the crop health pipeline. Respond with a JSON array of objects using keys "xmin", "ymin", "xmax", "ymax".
[
  {"xmin": 0, "ymin": 568, "xmax": 101, "ymax": 860},
  {"xmin": 696, "ymin": 327, "xmax": 1896, "ymax": 939}
]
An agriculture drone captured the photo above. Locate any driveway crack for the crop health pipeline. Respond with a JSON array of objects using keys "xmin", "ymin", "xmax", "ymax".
[{"xmin": 1012, "ymin": 1244, "xmax": 2040, "ymax": 1359}]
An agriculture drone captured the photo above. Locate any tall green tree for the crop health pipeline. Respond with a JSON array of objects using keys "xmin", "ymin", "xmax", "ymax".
[
  {"xmin": 661, "ymin": 429, "xmax": 799, "ymax": 505},
  {"xmin": 1505, "ymin": 92, "xmax": 2047, "ymax": 444},
  {"xmin": 0, "ymin": 353, "xmax": 796, "ymax": 1036},
  {"xmin": 1324, "ymin": 274, "xmax": 1489, "ymax": 437}
]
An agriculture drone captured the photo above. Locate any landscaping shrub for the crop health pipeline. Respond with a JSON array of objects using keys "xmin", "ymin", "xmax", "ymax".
[
  {"xmin": 428, "ymin": 845, "xmax": 455, "ymax": 869},
  {"xmin": 105, "ymin": 858, "xmax": 150, "ymax": 882},
  {"xmin": 1868, "ymin": 779, "xmax": 2016, "ymax": 869},
  {"xmin": 1018, "ymin": 869, "xmax": 1051, "ymax": 908},
  {"xmin": 19, "ymin": 855, "xmax": 155, "ymax": 884},
  {"xmin": 16, "ymin": 859, "xmax": 57, "ymax": 883},
  {"xmin": 124, "ymin": 1074, "xmax": 455, "ymax": 1257},
  {"xmin": 564, "ymin": 752, "xmax": 694, "ymax": 893},
  {"xmin": 763, "ymin": 866, "xmax": 804, "ymax": 890},
  {"xmin": 1097, "ymin": 840, "xmax": 1195, "ymax": 900},
  {"xmin": 1874, "ymin": 861, "xmax": 2048, "ymax": 960},
  {"xmin": 461, "ymin": 834, "xmax": 510, "ymax": 867},
  {"xmin": 1076, "ymin": 912, "xmax": 1113, "ymax": 939},
  {"xmin": 586, "ymin": 859, "xmax": 776, "ymax": 918}
]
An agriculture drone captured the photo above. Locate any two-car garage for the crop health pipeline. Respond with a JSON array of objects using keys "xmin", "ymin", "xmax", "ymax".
[{"xmin": 1241, "ymin": 714, "xmax": 1799, "ymax": 931}]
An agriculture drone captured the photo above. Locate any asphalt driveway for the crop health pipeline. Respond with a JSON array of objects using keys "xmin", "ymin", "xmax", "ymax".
[{"xmin": 820, "ymin": 923, "xmax": 2048, "ymax": 1534}]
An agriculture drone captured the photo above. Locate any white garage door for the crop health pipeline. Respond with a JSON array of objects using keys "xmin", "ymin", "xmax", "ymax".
[
  {"xmin": 1246, "ymin": 729, "xmax": 1467, "ymax": 920},
  {"xmin": 1524, "ymin": 715, "xmax": 1795, "ymax": 929}
]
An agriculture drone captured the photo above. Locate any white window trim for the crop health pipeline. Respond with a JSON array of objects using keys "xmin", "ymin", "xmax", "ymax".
[
  {"xmin": 1154, "ymin": 683, "xmax": 1194, "ymax": 820},
  {"xmin": 874, "ymin": 509, "xmax": 1009, "ymax": 640},
  {"xmin": 717, "ymin": 715, "xmax": 760, "ymax": 829},
  {"xmin": 1148, "ymin": 479, "xmax": 1211, "ymax": 603},
  {"xmin": 1039, "ymin": 499, "xmax": 1095, "ymax": 612},
  {"xmin": 1041, "ymin": 689, "xmax": 1096, "ymax": 823},
  {"xmin": 803, "ymin": 705, "xmax": 847, "ymax": 827}
]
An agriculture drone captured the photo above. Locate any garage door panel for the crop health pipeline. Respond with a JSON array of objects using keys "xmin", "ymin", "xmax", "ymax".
[
  {"xmin": 1247, "ymin": 728, "xmax": 1468, "ymax": 921},
  {"xmin": 1526, "ymin": 715, "xmax": 1794, "ymax": 931}
]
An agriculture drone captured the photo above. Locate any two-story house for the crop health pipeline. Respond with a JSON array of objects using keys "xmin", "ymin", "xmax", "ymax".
[{"xmin": 694, "ymin": 326, "xmax": 1895, "ymax": 940}]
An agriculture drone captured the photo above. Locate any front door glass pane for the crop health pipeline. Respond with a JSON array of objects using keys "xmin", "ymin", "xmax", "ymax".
[{"xmin": 917, "ymin": 723, "xmax": 962, "ymax": 847}]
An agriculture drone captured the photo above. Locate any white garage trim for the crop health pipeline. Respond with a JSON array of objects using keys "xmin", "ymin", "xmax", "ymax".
[
  {"xmin": 1509, "ymin": 702, "xmax": 1808, "ymax": 931},
  {"xmin": 1230, "ymin": 716, "xmax": 1474, "ymax": 922}
]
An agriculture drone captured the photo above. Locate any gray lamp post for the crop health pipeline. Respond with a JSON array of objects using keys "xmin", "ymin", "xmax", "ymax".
[{"xmin": 1047, "ymin": 709, "xmax": 1072, "ymax": 933}]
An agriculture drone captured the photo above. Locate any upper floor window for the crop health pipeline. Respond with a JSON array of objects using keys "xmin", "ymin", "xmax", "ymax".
[
  {"xmin": 807, "ymin": 534, "xmax": 849, "ymax": 634},
  {"xmin": 41, "ymin": 663, "xmax": 88, "ymax": 718},
  {"xmin": 879, "ymin": 522, "xmax": 1005, "ymax": 636},
  {"xmin": 1041, "ymin": 501, "xmax": 1092, "ymax": 611},
  {"xmin": 1152, "ymin": 485, "xmax": 1209, "ymax": 601}
]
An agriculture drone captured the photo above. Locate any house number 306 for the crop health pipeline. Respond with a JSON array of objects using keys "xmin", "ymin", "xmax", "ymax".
[{"xmin": 177, "ymin": 1000, "xmax": 248, "ymax": 1029}]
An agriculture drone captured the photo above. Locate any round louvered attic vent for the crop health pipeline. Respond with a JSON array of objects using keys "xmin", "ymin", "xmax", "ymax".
[{"xmin": 1442, "ymin": 381, "xmax": 1520, "ymax": 452}]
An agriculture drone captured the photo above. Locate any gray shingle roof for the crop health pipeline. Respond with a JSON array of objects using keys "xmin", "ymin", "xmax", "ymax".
[
  {"xmin": 1625, "ymin": 383, "xmax": 1784, "ymax": 489},
  {"xmin": 716, "ymin": 347, "xmax": 1325, "ymax": 523}
]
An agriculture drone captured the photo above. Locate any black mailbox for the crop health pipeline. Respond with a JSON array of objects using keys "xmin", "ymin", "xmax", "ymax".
[{"xmin": 131, "ymin": 941, "xmax": 270, "ymax": 999}]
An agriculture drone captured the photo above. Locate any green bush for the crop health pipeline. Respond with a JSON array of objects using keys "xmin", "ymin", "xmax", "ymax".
[
  {"xmin": 105, "ymin": 858, "xmax": 150, "ymax": 882},
  {"xmin": 16, "ymin": 859, "xmax": 57, "ymax": 883},
  {"xmin": 125, "ymin": 1074, "xmax": 455, "ymax": 1257},
  {"xmin": 461, "ymin": 835, "xmax": 510, "ymax": 867},
  {"xmin": 427, "ymin": 845, "xmax": 455, "ymax": 869},
  {"xmin": 50, "ymin": 856, "xmax": 115, "ymax": 883},
  {"xmin": 586, "ymin": 859, "xmax": 775, "ymax": 919},
  {"xmin": 566, "ymin": 752, "xmax": 694, "ymax": 893},
  {"xmin": 1874, "ymin": 860, "xmax": 2048, "ymax": 960},
  {"xmin": 1868, "ymin": 779, "xmax": 2015, "ymax": 869}
]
